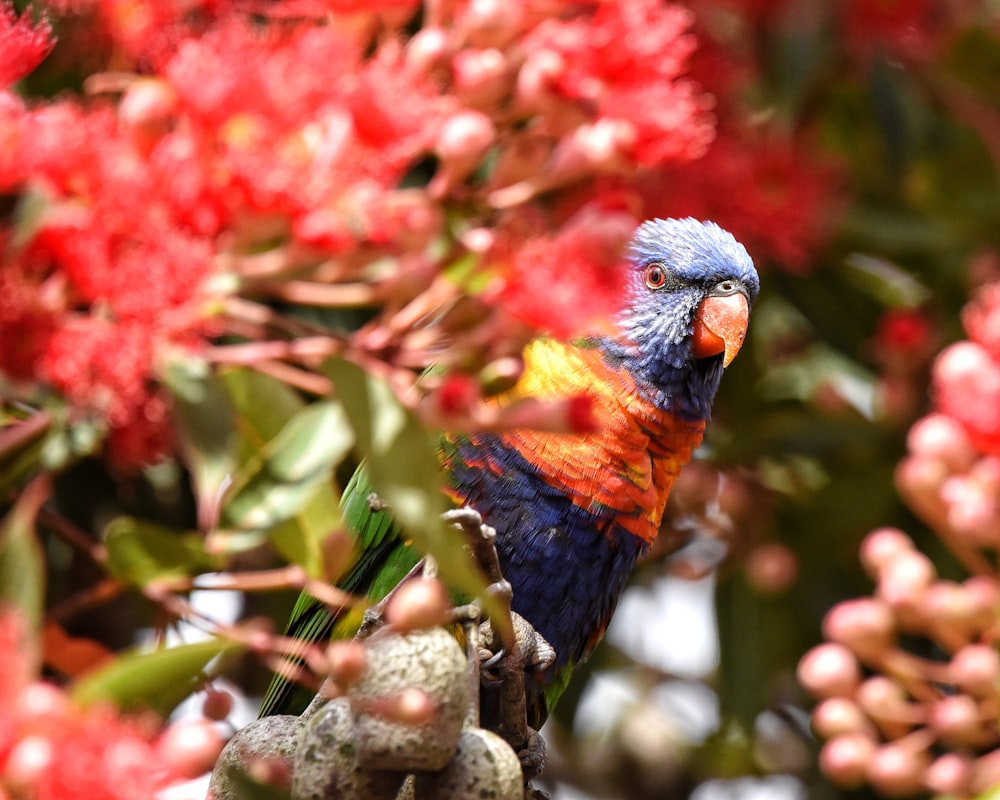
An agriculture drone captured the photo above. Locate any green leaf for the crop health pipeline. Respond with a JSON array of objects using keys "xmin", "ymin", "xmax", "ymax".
[
  {"xmin": 945, "ymin": 27, "xmax": 1000, "ymax": 99},
  {"xmin": 266, "ymin": 483, "xmax": 342, "ymax": 578},
  {"xmin": 71, "ymin": 638, "xmax": 240, "ymax": 715},
  {"xmin": 0, "ymin": 477, "xmax": 48, "ymax": 636},
  {"xmin": 219, "ymin": 397, "xmax": 352, "ymax": 576},
  {"xmin": 323, "ymin": 358, "xmax": 488, "ymax": 603},
  {"xmin": 165, "ymin": 359, "xmax": 239, "ymax": 526},
  {"xmin": 223, "ymin": 401, "xmax": 352, "ymax": 529},
  {"xmin": 267, "ymin": 401, "xmax": 354, "ymax": 484},
  {"xmin": 0, "ymin": 408, "xmax": 51, "ymax": 495},
  {"xmin": 842, "ymin": 252, "xmax": 932, "ymax": 308},
  {"xmin": 104, "ymin": 517, "xmax": 217, "ymax": 587},
  {"xmin": 219, "ymin": 367, "xmax": 306, "ymax": 464}
]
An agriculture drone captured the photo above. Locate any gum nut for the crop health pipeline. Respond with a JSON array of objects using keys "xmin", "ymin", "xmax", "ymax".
[
  {"xmin": 209, "ymin": 715, "xmax": 304, "ymax": 800},
  {"xmin": 413, "ymin": 727, "xmax": 524, "ymax": 800},
  {"xmin": 292, "ymin": 697, "xmax": 406, "ymax": 800},
  {"xmin": 349, "ymin": 627, "xmax": 469, "ymax": 772}
]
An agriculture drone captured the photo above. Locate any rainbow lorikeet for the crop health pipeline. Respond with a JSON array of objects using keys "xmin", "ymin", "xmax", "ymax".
[{"xmin": 259, "ymin": 217, "xmax": 759, "ymax": 726}]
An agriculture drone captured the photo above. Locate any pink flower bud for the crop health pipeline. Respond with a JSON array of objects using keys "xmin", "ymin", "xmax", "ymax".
[
  {"xmin": 855, "ymin": 676, "xmax": 915, "ymax": 725},
  {"xmin": 949, "ymin": 644, "xmax": 1000, "ymax": 697},
  {"xmin": 458, "ymin": 0, "xmax": 526, "ymax": 48},
  {"xmin": 245, "ymin": 755, "xmax": 294, "ymax": 788},
  {"xmin": 929, "ymin": 694, "xmax": 984, "ymax": 748},
  {"xmin": 515, "ymin": 49, "xmax": 567, "ymax": 113},
  {"xmin": 361, "ymin": 687, "xmax": 438, "ymax": 725},
  {"xmin": 934, "ymin": 341, "xmax": 1000, "ymax": 453},
  {"xmin": 158, "ymin": 718, "xmax": 225, "ymax": 779},
  {"xmin": 859, "ymin": 527, "xmax": 914, "ymax": 580},
  {"xmin": 920, "ymin": 580, "xmax": 978, "ymax": 650},
  {"xmin": 325, "ymin": 640, "xmax": 368, "ymax": 688},
  {"xmin": 435, "ymin": 110, "xmax": 496, "ymax": 164},
  {"xmin": 941, "ymin": 474, "xmax": 1000, "ymax": 544},
  {"xmin": 384, "ymin": 577, "xmax": 453, "ymax": 632},
  {"xmin": 406, "ymin": 26, "xmax": 453, "ymax": 73},
  {"xmin": 819, "ymin": 733, "xmax": 877, "ymax": 788},
  {"xmin": 119, "ymin": 78, "xmax": 178, "ymax": 153},
  {"xmin": 433, "ymin": 373, "xmax": 480, "ymax": 417},
  {"xmin": 964, "ymin": 575, "xmax": 1000, "ymax": 628},
  {"xmin": 907, "ymin": 413, "xmax": 977, "ymax": 472},
  {"xmin": 494, "ymin": 395, "xmax": 597, "ymax": 434},
  {"xmin": 866, "ymin": 743, "xmax": 929, "ymax": 798},
  {"xmin": 452, "ymin": 48, "xmax": 510, "ymax": 108},
  {"xmin": 4, "ymin": 735, "xmax": 54, "ymax": 791},
  {"xmin": 797, "ymin": 643, "xmax": 861, "ymax": 699},
  {"xmin": 971, "ymin": 749, "xmax": 1000, "ymax": 795},
  {"xmin": 479, "ymin": 356, "xmax": 524, "ymax": 397},
  {"xmin": 202, "ymin": 688, "xmax": 234, "ymax": 722},
  {"xmin": 811, "ymin": 698, "xmax": 873, "ymax": 739},
  {"xmin": 876, "ymin": 549, "xmax": 936, "ymax": 627},
  {"xmin": 894, "ymin": 455, "xmax": 949, "ymax": 527},
  {"xmin": 925, "ymin": 753, "xmax": 972, "ymax": 797},
  {"xmin": 430, "ymin": 109, "xmax": 496, "ymax": 196},
  {"xmin": 744, "ymin": 542, "xmax": 798, "ymax": 595},
  {"xmin": 822, "ymin": 597, "xmax": 895, "ymax": 661},
  {"xmin": 13, "ymin": 681, "xmax": 70, "ymax": 721},
  {"xmin": 549, "ymin": 118, "xmax": 637, "ymax": 178}
]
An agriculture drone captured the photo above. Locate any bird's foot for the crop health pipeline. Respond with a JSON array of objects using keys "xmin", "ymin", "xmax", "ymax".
[
  {"xmin": 441, "ymin": 507, "xmax": 507, "ymax": 588},
  {"xmin": 480, "ymin": 612, "xmax": 555, "ymax": 678},
  {"xmin": 518, "ymin": 727, "xmax": 548, "ymax": 784}
]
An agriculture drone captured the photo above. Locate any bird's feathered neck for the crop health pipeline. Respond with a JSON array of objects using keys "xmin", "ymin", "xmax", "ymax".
[{"xmin": 594, "ymin": 333, "xmax": 725, "ymax": 421}]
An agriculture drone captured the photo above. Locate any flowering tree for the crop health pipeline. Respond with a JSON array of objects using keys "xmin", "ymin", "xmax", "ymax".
[{"xmin": 2, "ymin": 0, "xmax": 1000, "ymax": 798}]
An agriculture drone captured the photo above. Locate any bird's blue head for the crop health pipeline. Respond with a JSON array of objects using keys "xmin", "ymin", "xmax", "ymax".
[{"xmin": 606, "ymin": 217, "xmax": 759, "ymax": 419}]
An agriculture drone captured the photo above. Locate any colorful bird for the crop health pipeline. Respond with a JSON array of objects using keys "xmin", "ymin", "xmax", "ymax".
[{"xmin": 259, "ymin": 217, "xmax": 759, "ymax": 726}]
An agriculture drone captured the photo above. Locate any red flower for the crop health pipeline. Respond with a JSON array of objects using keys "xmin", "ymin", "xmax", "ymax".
[
  {"xmin": 639, "ymin": 129, "xmax": 842, "ymax": 270},
  {"xmin": 41, "ymin": 318, "xmax": 153, "ymax": 428},
  {"xmin": 522, "ymin": 0, "xmax": 714, "ymax": 168},
  {"xmin": 0, "ymin": 2, "xmax": 54, "ymax": 90},
  {"xmin": 872, "ymin": 307, "xmax": 936, "ymax": 370},
  {"xmin": 838, "ymin": 0, "xmax": 966, "ymax": 64},
  {"xmin": 163, "ymin": 22, "xmax": 446, "ymax": 244},
  {"xmin": 491, "ymin": 205, "xmax": 636, "ymax": 339}
]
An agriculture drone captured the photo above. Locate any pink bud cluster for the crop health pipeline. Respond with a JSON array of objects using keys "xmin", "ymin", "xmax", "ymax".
[
  {"xmin": 800, "ymin": 529, "xmax": 1000, "ymax": 797},
  {"xmin": 0, "ymin": 611, "xmax": 225, "ymax": 800},
  {"xmin": 897, "ymin": 282, "xmax": 1000, "ymax": 555},
  {"xmin": 801, "ymin": 283, "xmax": 1000, "ymax": 798}
]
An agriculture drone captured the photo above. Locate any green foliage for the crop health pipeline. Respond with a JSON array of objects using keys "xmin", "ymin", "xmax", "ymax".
[
  {"xmin": 104, "ymin": 517, "xmax": 218, "ymax": 587},
  {"xmin": 0, "ymin": 477, "xmax": 46, "ymax": 634},
  {"xmin": 71, "ymin": 639, "xmax": 241, "ymax": 716},
  {"xmin": 323, "ymin": 358, "xmax": 492, "ymax": 608}
]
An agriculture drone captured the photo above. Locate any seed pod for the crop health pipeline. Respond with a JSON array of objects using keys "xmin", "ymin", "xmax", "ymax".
[
  {"xmin": 349, "ymin": 627, "xmax": 468, "ymax": 771},
  {"xmin": 413, "ymin": 727, "xmax": 523, "ymax": 799},
  {"xmin": 292, "ymin": 697, "xmax": 405, "ymax": 800},
  {"xmin": 209, "ymin": 715, "xmax": 303, "ymax": 800}
]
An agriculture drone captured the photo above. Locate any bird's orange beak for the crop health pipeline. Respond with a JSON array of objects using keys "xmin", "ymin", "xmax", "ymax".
[{"xmin": 691, "ymin": 293, "xmax": 750, "ymax": 367}]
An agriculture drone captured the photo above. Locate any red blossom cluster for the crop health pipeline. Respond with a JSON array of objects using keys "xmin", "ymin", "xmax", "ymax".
[
  {"xmin": 800, "ymin": 281, "xmax": 1000, "ymax": 798},
  {"xmin": 1, "ymin": 0, "xmax": 848, "ymax": 469},
  {"xmin": 0, "ymin": 611, "xmax": 224, "ymax": 800}
]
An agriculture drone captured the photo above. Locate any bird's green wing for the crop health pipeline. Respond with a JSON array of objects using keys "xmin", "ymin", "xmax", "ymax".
[{"xmin": 257, "ymin": 463, "xmax": 420, "ymax": 718}]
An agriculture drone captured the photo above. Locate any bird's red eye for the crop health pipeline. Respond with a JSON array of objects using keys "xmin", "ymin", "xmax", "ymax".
[{"xmin": 645, "ymin": 264, "xmax": 667, "ymax": 290}]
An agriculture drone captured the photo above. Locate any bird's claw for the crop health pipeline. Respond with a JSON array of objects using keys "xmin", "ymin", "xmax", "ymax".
[
  {"xmin": 479, "ymin": 646, "xmax": 506, "ymax": 686},
  {"xmin": 481, "ymin": 613, "xmax": 554, "ymax": 672},
  {"xmin": 518, "ymin": 728, "xmax": 548, "ymax": 784},
  {"xmin": 441, "ymin": 506, "xmax": 487, "ymax": 534}
]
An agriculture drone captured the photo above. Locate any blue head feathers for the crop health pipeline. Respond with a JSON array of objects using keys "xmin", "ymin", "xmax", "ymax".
[{"xmin": 605, "ymin": 217, "xmax": 760, "ymax": 419}]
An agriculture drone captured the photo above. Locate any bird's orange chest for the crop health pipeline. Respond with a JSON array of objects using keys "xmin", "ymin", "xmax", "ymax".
[{"xmin": 500, "ymin": 340, "xmax": 707, "ymax": 545}]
